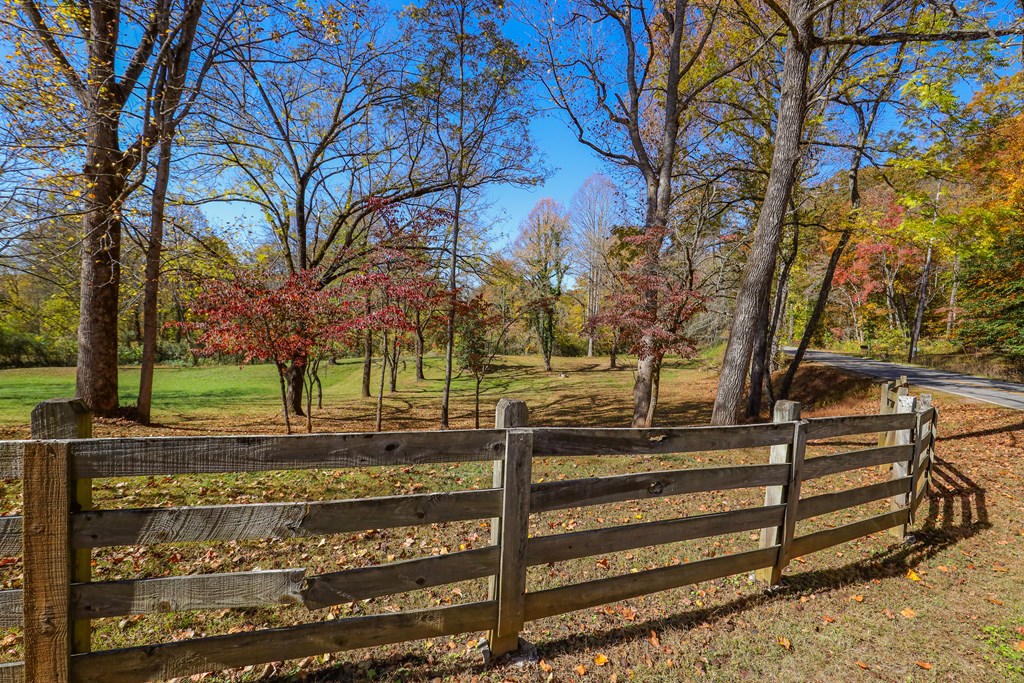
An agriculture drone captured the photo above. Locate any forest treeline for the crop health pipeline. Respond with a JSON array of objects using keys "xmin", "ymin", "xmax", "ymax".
[{"xmin": 0, "ymin": 0, "xmax": 1021, "ymax": 430}]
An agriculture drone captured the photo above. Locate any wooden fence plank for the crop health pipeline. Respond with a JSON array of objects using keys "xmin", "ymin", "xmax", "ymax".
[
  {"xmin": 0, "ymin": 516, "xmax": 20, "ymax": 556},
  {"xmin": 804, "ymin": 413, "xmax": 916, "ymax": 440},
  {"xmin": 524, "ymin": 547, "xmax": 778, "ymax": 621},
  {"xmin": 528, "ymin": 505, "xmax": 785, "ymax": 566},
  {"xmin": 889, "ymin": 396, "xmax": 917, "ymax": 539},
  {"xmin": 32, "ymin": 398, "xmax": 93, "ymax": 655},
  {"xmin": 72, "ymin": 570, "xmax": 305, "ymax": 619},
  {"xmin": 70, "ymin": 601, "xmax": 497, "ymax": 683},
  {"xmin": 488, "ymin": 429, "xmax": 532, "ymax": 656},
  {"xmin": 22, "ymin": 441, "xmax": 71, "ymax": 683},
  {"xmin": 531, "ymin": 463, "xmax": 789, "ymax": 513},
  {"xmin": 802, "ymin": 445, "xmax": 913, "ymax": 481},
  {"xmin": 0, "ymin": 662, "xmax": 23, "ymax": 683},
  {"xmin": 72, "ymin": 488, "xmax": 502, "ymax": 548},
  {"xmin": 70, "ymin": 430, "xmax": 507, "ymax": 478},
  {"xmin": 0, "ymin": 589, "xmax": 22, "ymax": 628},
  {"xmin": 797, "ymin": 478, "xmax": 912, "ymax": 522},
  {"xmin": 486, "ymin": 399, "xmax": 526, "ymax": 655},
  {"xmin": 303, "ymin": 546, "xmax": 499, "ymax": 609},
  {"xmin": 531, "ymin": 423, "xmax": 792, "ymax": 456},
  {"xmin": 909, "ymin": 396, "xmax": 933, "ymax": 524},
  {"xmin": 788, "ymin": 510, "xmax": 910, "ymax": 559},
  {"xmin": 757, "ymin": 401, "xmax": 800, "ymax": 583},
  {"xmin": 0, "ymin": 442, "xmax": 24, "ymax": 480},
  {"xmin": 768, "ymin": 420, "xmax": 807, "ymax": 584}
]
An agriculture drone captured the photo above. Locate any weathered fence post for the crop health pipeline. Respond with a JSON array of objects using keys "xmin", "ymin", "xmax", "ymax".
[
  {"xmin": 889, "ymin": 394, "xmax": 917, "ymax": 539},
  {"xmin": 31, "ymin": 398, "xmax": 92, "ymax": 655},
  {"xmin": 22, "ymin": 441, "xmax": 72, "ymax": 682},
  {"xmin": 909, "ymin": 394, "xmax": 933, "ymax": 522},
  {"xmin": 488, "ymin": 399, "xmax": 530, "ymax": 657},
  {"xmin": 487, "ymin": 401, "xmax": 532, "ymax": 655},
  {"xmin": 757, "ymin": 400, "xmax": 805, "ymax": 584}
]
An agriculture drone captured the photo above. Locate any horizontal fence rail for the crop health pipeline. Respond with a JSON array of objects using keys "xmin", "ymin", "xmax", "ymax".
[{"xmin": 0, "ymin": 392, "xmax": 938, "ymax": 683}]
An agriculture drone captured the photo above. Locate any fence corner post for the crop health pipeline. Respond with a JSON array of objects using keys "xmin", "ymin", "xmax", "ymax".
[
  {"xmin": 488, "ymin": 400, "xmax": 530, "ymax": 657},
  {"xmin": 757, "ymin": 400, "xmax": 803, "ymax": 585},
  {"xmin": 907, "ymin": 394, "xmax": 933, "ymax": 525},
  {"xmin": 889, "ymin": 394, "xmax": 917, "ymax": 539},
  {"xmin": 31, "ymin": 398, "xmax": 92, "ymax": 655},
  {"xmin": 22, "ymin": 441, "xmax": 72, "ymax": 683}
]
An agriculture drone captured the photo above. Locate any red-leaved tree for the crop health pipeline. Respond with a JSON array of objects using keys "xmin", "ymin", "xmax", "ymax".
[
  {"xmin": 178, "ymin": 267, "xmax": 353, "ymax": 433},
  {"xmin": 593, "ymin": 226, "xmax": 705, "ymax": 426}
]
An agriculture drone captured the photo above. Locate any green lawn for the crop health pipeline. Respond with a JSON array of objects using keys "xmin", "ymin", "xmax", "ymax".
[{"xmin": 0, "ymin": 355, "xmax": 651, "ymax": 434}]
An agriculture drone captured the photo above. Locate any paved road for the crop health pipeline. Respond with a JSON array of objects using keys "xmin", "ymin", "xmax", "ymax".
[{"xmin": 786, "ymin": 348, "xmax": 1024, "ymax": 411}]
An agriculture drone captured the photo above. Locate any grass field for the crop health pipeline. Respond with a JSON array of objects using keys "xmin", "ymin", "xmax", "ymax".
[
  {"xmin": 0, "ymin": 354, "xmax": 715, "ymax": 437},
  {"xmin": 1, "ymin": 356, "xmax": 1023, "ymax": 682}
]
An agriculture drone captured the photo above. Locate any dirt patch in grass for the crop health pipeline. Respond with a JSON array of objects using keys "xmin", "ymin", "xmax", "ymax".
[{"xmin": 1, "ymin": 361, "xmax": 1023, "ymax": 682}]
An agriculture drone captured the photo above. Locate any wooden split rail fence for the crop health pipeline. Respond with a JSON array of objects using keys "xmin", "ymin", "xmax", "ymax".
[{"xmin": 0, "ymin": 392, "xmax": 938, "ymax": 683}]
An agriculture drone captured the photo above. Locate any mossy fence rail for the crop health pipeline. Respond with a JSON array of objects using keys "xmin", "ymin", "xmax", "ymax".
[{"xmin": 0, "ymin": 394, "xmax": 937, "ymax": 683}]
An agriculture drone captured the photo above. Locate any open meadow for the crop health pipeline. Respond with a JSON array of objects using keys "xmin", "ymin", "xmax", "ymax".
[{"xmin": 1, "ymin": 357, "xmax": 1023, "ymax": 682}]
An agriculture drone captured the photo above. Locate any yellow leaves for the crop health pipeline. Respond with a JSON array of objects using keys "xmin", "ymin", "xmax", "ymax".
[
  {"xmin": 900, "ymin": 607, "xmax": 916, "ymax": 619},
  {"xmin": 850, "ymin": 595, "xmax": 865, "ymax": 602},
  {"xmin": 907, "ymin": 569, "xmax": 921, "ymax": 581},
  {"xmin": 539, "ymin": 659, "xmax": 553, "ymax": 673},
  {"xmin": 648, "ymin": 630, "xmax": 660, "ymax": 648},
  {"xmin": 575, "ymin": 663, "xmax": 587, "ymax": 676},
  {"xmin": 777, "ymin": 636, "xmax": 791, "ymax": 650},
  {"xmin": 855, "ymin": 661, "xmax": 870, "ymax": 670},
  {"xmin": 594, "ymin": 653, "xmax": 609, "ymax": 666},
  {"xmin": 915, "ymin": 661, "xmax": 933, "ymax": 670}
]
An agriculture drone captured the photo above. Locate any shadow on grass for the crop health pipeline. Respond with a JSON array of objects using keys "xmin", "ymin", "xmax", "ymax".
[{"xmin": 268, "ymin": 459, "xmax": 985, "ymax": 682}]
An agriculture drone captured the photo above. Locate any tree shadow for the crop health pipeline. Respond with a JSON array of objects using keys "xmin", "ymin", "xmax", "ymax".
[{"xmin": 939, "ymin": 419, "xmax": 1024, "ymax": 443}]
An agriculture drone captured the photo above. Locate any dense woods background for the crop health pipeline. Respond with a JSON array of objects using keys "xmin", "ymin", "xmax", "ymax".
[{"xmin": 0, "ymin": 0, "xmax": 1021, "ymax": 430}]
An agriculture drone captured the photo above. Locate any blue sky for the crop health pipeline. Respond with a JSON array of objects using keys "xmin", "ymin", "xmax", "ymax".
[{"xmin": 483, "ymin": 113, "xmax": 605, "ymax": 246}]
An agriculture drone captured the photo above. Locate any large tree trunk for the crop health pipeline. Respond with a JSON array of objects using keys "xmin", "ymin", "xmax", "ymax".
[
  {"xmin": 361, "ymin": 329, "xmax": 372, "ymax": 398},
  {"xmin": 376, "ymin": 331, "xmax": 388, "ymax": 431},
  {"xmin": 415, "ymin": 310, "xmax": 426, "ymax": 380},
  {"xmin": 285, "ymin": 362, "xmax": 305, "ymax": 417},
  {"xmin": 77, "ymin": 87, "xmax": 126, "ymax": 415},
  {"xmin": 744, "ymin": 295, "xmax": 772, "ymax": 419},
  {"xmin": 137, "ymin": 137, "xmax": 173, "ymax": 425},
  {"xmin": 389, "ymin": 341, "xmax": 400, "ymax": 393},
  {"xmin": 276, "ymin": 363, "xmax": 292, "ymax": 434},
  {"xmin": 441, "ymin": 186, "xmax": 462, "ymax": 429},
  {"xmin": 712, "ymin": 11, "xmax": 812, "ymax": 425},
  {"xmin": 644, "ymin": 355, "xmax": 662, "ymax": 427}
]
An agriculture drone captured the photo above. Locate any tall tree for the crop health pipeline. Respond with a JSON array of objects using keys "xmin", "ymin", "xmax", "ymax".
[
  {"xmin": 199, "ymin": 2, "xmax": 453, "ymax": 416},
  {"xmin": 569, "ymin": 174, "xmax": 618, "ymax": 357},
  {"xmin": 515, "ymin": 198, "xmax": 571, "ymax": 372},
  {"xmin": 535, "ymin": 0, "xmax": 770, "ymax": 426},
  {"xmin": 404, "ymin": 0, "xmax": 542, "ymax": 428},
  {"xmin": 3, "ymin": 0, "xmax": 202, "ymax": 412},
  {"xmin": 137, "ymin": 0, "xmax": 245, "ymax": 424},
  {"xmin": 712, "ymin": 2, "xmax": 1024, "ymax": 424}
]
